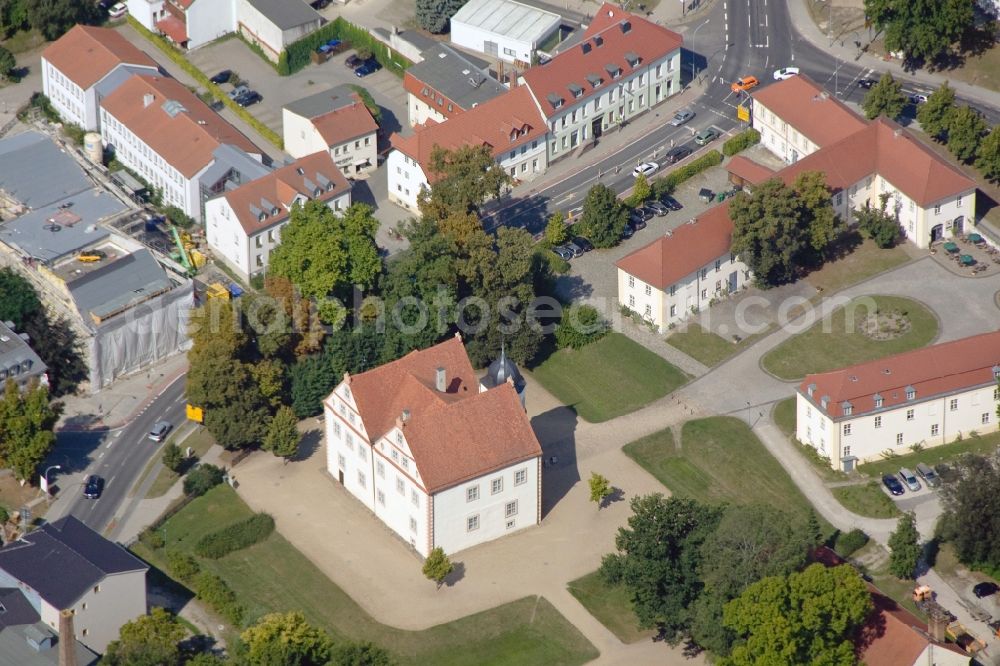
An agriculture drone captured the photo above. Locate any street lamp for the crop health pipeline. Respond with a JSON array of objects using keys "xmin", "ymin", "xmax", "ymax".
[
  {"xmin": 690, "ymin": 19, "xmax": 711, "ymax": 82},
  {"xmin": 43, "ymin": 465, "xmax": 61, "ymax": 495},
  {"xmin": 746, "ymin": 401, "xmax": 752, "ymax": 426}
]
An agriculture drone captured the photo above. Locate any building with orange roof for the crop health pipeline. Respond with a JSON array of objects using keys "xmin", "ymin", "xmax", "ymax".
[
  {"xmin": 100, "ymin": 74, "xmax": 263, "ymax": 221},
  {"xmin": 797, "ymin": 330, "xmax": 1000, "ymax": 471},
  {"xmin": 282, "ymin": 85, "xmax": 379, "ymax": 176},
  {"xmin": 521, "ymin": 3, "xmax": 683, "ymax": 164},
  {"xmin": 323, "ymin": 334, "xmax": 542, "ymax": 556},
  {"xmin": 403, "ymin": 43, "xmax": 505, "ymax": 128},
  {"xmin": 386, "ymin": 84, "xmax": 548, "ymax": 210},
  {"xmin": 204, "ymin": 151, "xmax": 352, "ymax": 281},
  {"xmin": 615, "ymin": 204, "xmax": 752, "ymax": 332},
  {"xmin": 41, "ymin": 25, "xmax": 159, "ymax": 131}
]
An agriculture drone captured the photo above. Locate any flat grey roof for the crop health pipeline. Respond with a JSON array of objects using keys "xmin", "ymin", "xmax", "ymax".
[
  {"xmin": 452, "ymin": 0, "xmax": 562, "ymax": 44},
  {"xmin": 0, "ymin": 190, "xmax": 125, "ymax": 264},
  {"xmin": 0, "ymin": 321, "xmax": 46, "ymax": 384},
  {"xmin": 67, "ymin": 249, "xmax": 175, "ymax": 324},
  {"xmin": 372, "ymin": 27, "xmax": 438, "ymax": 56},
  {"xmin": 0, "ymin": 132, "xmax": 93, "ymax": 209},
  {"xmin": 284, "ymin": 84, "xmax": 362, "ymax": 120},
  {"xmin": 407, "ymin": 44, "xmax": 507, "ymax": 110},
  {"xmin": 244, "ymin": 0, "xmax": 323, "ymax": 30},
  {"xmin": 200, "ymin": 144, "xmax": 271, "ymax": 188},
  {"xmin": 0, "ymin": 623, "xmax": 98, "ymax": 666}
]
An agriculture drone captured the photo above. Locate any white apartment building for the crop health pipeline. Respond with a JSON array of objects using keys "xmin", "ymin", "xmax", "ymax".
[
  {"xmin": 41, "ymin": 25, "xmax": 159, "ymax": 131},
  {"xmin": 323, "ymin": 335, "xmax": 542, "ymax": 556},
  {"xmin": 796, "ymin": 331, "xmax": 1000, "ymax": 472},
  {"xmin": 616, "ymin": 205, "xmax": 752, "ymax": 331},
  {"xmin": 282, "ymin": 87, "xmax": 379, "ymax": 175},
  {"xmin": 521, "ymin": 4, "xmax": 683, "ymax": 163},
  {"xmin": 402, "ymin": 43, "xmax": 505, "ymax": 128},
  {"xmin": 450, "ymin": 0, "xmax": 561, "ymax": 64},
  {"xmin": 204, "ymin": 151, "xmax": 352, "ymax": 281}
]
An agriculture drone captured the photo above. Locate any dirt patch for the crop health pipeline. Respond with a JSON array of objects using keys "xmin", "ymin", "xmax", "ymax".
[{"xmin": 856, "ymin": 309, "xmax": 912, "ymax": 340}]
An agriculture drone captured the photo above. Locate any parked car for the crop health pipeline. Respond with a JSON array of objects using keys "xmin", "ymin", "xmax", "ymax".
[
  {"xmin": 317, "ymin": 40, "xmax": 343, "ymax": 55},
  {"xmin": 355, "ymin": 60, "xmax": 381, "ymax": 77},
  {"xmin": 858, "ymin": 78, "xmax": 877, "ymax": 89},
  {"xmin": 773, "ymin": 67, "xmax": 800, "ymax": 80},
  {"xmin": 345, "ymin": 54, "xmax": 363, "ymax": 69},
  {"xmin": 899, "ymin": 467, "xmax": 921, "ymax": 492},
  {"xmin": 210, "ymin": 70, "xmax": 232, "ymax": 85},
  {"xmin": 646, "ymin": 201, "xmax": 670, "ymax": 216},
  {"xmin": 553, "ymin": 245, "xmax": 575, "ymax": 261},
  {"xmin": 694, "ymin": 128, "xmax": 720, "ymax": 146},
  {"xmin": 630, "ymin": 216, "xmax": 647, "ymax": 231},
  {"xmin": 632, "ymin": 162, "xmax": 659, "ymax": 178},
  {"xmin": 621, "ymin": 223, "xmax": 635, "ymax": 239},
  {"xmin": 228, "ymin": 85, "xmax": 250, "ymax": 101},
  {"xmin": 669, "ymin": 110, "xmax": 695, "ymax": 126},
  {"xmin": 660, "ymin": 195, "xmax": 683, "ymax": 211},
  {"xmin": 564, "ymin": 240, "xmax": 584, "ymax": 258},
  {"xmin": 630, "ymin": 207, "xmax": 653, "ymax": 223},
  {"xmin": 108, "ymin": 2, "xmax": 127, "ymax": 18},
  {"xmin": 730, "ymin": 75, "xmax": 759, "ymax": 93},
  {"xmin": 235, "ymin": 91, "xmax": 262, "ymax": 107},
  {"xmin": 83, "ymin": 475, "xmax": 104, "ymax": 499},
  {"xmin": 973, "ymin": 582, "xmax": 999, "ymax": 598},
  {"xmin": 882, "ymin": 474, "xmax": 905, "ymax": 496},
  {"xmin": 910, "ymin": 93, "xmax": 929, "ymax": 104},
  {"xmin": 209, "ymin": 100, "xmax": 225, "ymax": 112},
  {"xmin": 148, "ymin": 421, "xmax": 172, "ymax": 442},
  {"xmin": 915, "ymin": 462, "xmax": 940, "ymax": 488},
  {"xmin": 664, "ymin": 146, "xmax": 692, "ymax": 164},
  {"xmin": 572, "ymin": 236, "xmax": 594, "ymax": 252}
]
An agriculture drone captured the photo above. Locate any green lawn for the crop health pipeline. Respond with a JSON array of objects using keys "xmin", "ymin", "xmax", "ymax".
[
  {"xmin": 761, "ymin": 296, "xmax": 938, "ymax": 380},
  {"xmin": 831, "ymin": 483, "xmax": 900, "ymax": 518},
  {"xmin": 666, "ymin": 324, "xmax": 743, "ymax": 367},
  {"xmin": 857, "ymin": 430, "xmax": 1000, "ymax": 478},
  {"xmin": 132, "ymin": 486, "xmax": 598, "ymax": 666},
  {"xmin": 566, "ymin": 571, "xmax": 654, "ymax": 644},
  {"xmin": 773, "ymin": 397, "xmax": 796, "ymax": 438},
  {"xmin": 530, "ymin": 332, "xmax": 687, "ymax": 422},
  {"xmin": 147, "ymin": 429, "xmax": 218, "ymax": 498},
  {"xmin": 805, "ymin": 238, "xmax": 911, "ymax": 294}
]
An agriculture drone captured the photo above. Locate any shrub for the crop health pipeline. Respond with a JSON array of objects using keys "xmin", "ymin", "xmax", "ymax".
[
  {"xmin": 652, "ymin": 150, "xmax": 723, "ymax": 197},
  {"xmin": 834, "ymin": 528, "xmax": 869, "ymax": 558},
  {"xmin": 722, "ymin": 128, "xmax": 761, "ymax": 156},
  {"xmin": 140, "ymin": 527, "xmax": 165, "ymax": 550},
  {"xmin": 194, "ymin": 573, "xmax": 244, "ymax": 625},
  {"xmin": 555, "ymin": 303, "xmax": 609, "ymax": 349},
  {"xmin": 348, "ymin": 85, "xmax": 382, "ymax": 125},
  {"xmin": 162, "ymin": 443, "xmax": 184, "ymax": 473},
  {"xmin": 194, "ymin": 513, "xmax": 275, "ymax": 559},
  {"xmin": 163, "ymin": 205, "xmax": 194, "ymax": 229},
  {"xmin": 0, "ymin": 506, "xmax": 8, "ymax": 524},
  {"xmin": 184, "ymin": 464, "xmax": 225, "ymax": 497},
  {"xmin": 166, "ymin": 550, "xmax": 200, "ymax": 582}
]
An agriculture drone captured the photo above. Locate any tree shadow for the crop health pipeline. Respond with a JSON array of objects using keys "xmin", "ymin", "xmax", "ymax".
[
  {"xmin": 481, "ymin": 193, "xmax": 552, "ymax": 237},
  {"xmin": 350, "ymin": 178, "xmax": 378, "ymax": 210},
  {"xmin": 292, "ymin": 428, "xmax": 322, "ymax": 463},
  {"xmin": 854, "ymin": 592, "xmax": 891, "ymax": 653},
  {"xmin": 915, "ymin": 538, "xmax": 940, "ymax": 577},
  {"xmin": 443, "ymin": 560, "xmax": 465, "ymax": 588},
  {"xmin": 50, "ymin": 429, "xmax": 108, "ymax": 474},
  {"xmin": 553, "ymin": 273, "xmax": 593, "ymax": 302},
  {"xmin": 376, "ymin": 107, "xmax": 402, "ymax": 144},
  {"xmin": 599, "ymin": 486, "xmax": 625, "ymax": 509},
  {"xmin": 531, "ymin": 406, "xmax": 580, "ymax": 517}
]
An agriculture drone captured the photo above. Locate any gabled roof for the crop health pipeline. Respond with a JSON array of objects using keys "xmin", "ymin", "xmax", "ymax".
[
  {"xmin": 858, "ymin": 589, "xmax": 968, "ymax": 666},
  {"xmin": 100, "ymin": 74, "xmax": 261, "ymax": 178},
  {"xmin": 726, "ymin": 154, "xmax": 775, "ymax": 186},
  {"xmin": 243, "ymin": 0, "xmax": 324, "ymax": 29},
  {"xmin": 389, "ymin": 85, "xmax": 546, "ymax": 179},
  {"xmin": 522, "ymin": 4, "xmax": 682, "ymax": 118},
  {"xmin": 221, "ymin": 151, "xmax": 351, "ymax": 236},
  {"xmin": 799, "ymin": 330, "xmax": 1000, "ymax": 419},
  {"xmin": 751, "ymin": 74, "xmax": 868, "ymax": 149},
  {"xmin": 338, "ymin": 335, "xmax": 542, "ymax": 493},
  {"xmin": 0, "ymin": 516, "xmax": 147, "ymax": 610},
  {"xmin": 616, "ymin": 204, "xmax": 734, "ymax": 290},
  {"xmin": 156, "ymin": 15, "xmax": 189, "ymax": 44},
  {"xmin": 41, "ymin": 25, "xmax": 158, "ymax": 90},
  {"xmin": 285, "ymin": 87, "xmax": 378, "ymax": 146},
  {"xmin": 403, "ymin": 44, "xmax": 506, "ymax": 116}
]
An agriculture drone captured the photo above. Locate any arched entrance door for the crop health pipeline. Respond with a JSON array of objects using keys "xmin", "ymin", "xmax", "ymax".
[
  {"xmin": 930, "ymin": 224, "xmax": 943, "ymax": 243},
  {"xmin": 953, "ymin": 216, "xmax": 965, "ymax": 235}
]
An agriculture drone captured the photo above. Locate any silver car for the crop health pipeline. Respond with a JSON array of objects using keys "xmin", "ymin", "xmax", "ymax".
[
  {"xmin": 899, "ymin": 467, "xmax": 921, "ymax": 492},
  {"xmin": 916, "ymin": 463, "xmax": 940, "ymax": 488},
  {"xmin": 148, "ymin": 421, "xmax": 172, "ymax": 442},
  {"xmin": 669, "ymin": 110, "xmax": 695, "ymax": 126}
]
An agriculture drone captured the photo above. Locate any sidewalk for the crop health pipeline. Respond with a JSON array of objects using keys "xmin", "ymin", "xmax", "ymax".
[{"xmin": 786, "ymin": 0, "xmax": 1000, "ymax": 108}]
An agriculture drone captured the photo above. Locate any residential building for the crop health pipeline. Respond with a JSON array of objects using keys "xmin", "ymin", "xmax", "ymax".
[
  {"xmin": 41, "ymin": 25, "xmax": 159, "ymax": 131},
  {"xmin": 403, "ymin": 43, "xmax": 506, "ymax": 127},
  {"xmin": 235, "ymin": 0, "xmax": 325, "ymax": 62},
  {"xmin": 0, "ymin": 588, "xmax": 98, "ymax": 665},
  {"xmin": 0, "ymin": 516, "xmax": 147, "ymax": 653},
  {"xmin": 323, "ymin": 334, "xmax": 543, "ymax": 556},
  {"xmin": 387, "ymin": 84, "xmax": 547, "ymax": 210},
  {"xmin": 751, "ymin": 75, "xmax": 977, "ymax": 248},
  {"xmin": 616, "ymin": 205, "xmax": 752, "ymax": 331},
  {"xmin": 450, "ymin": 0, "xmax": 562, "ymax": 64},
  {"xmin": 282, "ymin": 86, "xmax": 379, "ymax": 175},
  {"xmin": 796, "ymin": 330, "xmax": 1000, "ymax": 471},
  {"xmin": 100, "ymin": 74, "xmax": 263, "ymax": 221},
  {"xmin": 0, "ymin": 320, "xmax": 47, "ymax": 391},
  {"xmin": 152, "ymin": 0, "xmax": 235, "ymax": 50},
  {"xmin": 521, "ymin": 4, "xmax": 683, "ymax": 164},
  {"xmin": 205, "ymin": 151, "xmax": 352, "ymax": 281}
]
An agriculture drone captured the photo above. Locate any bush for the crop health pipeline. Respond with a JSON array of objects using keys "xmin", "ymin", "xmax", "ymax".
[
  {"xmin": 722, "ymin": 128, "xmax": 761, "ymax": 156},
  {"xmin": 194, "ymin": 513, "xmax": 275, "ymax": 559},
  {"xmin": 348, "ymin": 84, "xmax": 381, "ymax": 124},
  {"xmin": 194, "ymin": 573, "xmax": 244, "ymax": 625},
  {"xmin": 162, "ymin": 443, "xmax": 184, "ymax": 473},
  {"xmin": 183, "ymin": 464, "xmax": 225, "ymax": 497},
  {"xmin": 282, "ymin": 17, "xmax": 412, "ymax": 77},
  {"xmin": 652, "ymin": 150, "xmax": 723, "ymax": 197},
  {"xmin": 166, "ymin": 550, "xmax": 200, "ymax": 582},
  {"xmin": 26, "ymin": 92, "xmax": 59, "ymax": 123},
  {"xmin": 140, "ymin": 527, "xmax": 165, "ymax": 550},
  {"xmin": 833, "ymin": 528, "xmax": 869, "ymax": 558},
  {"xmin": 163, "ymin": 205, "xmax": 194, "ymax": 229},
  {"xmin": 0, "ymin": 506, "xmax": 8, "ymax": 524},
  {"xmin": 555, "ymin": 303, "xmax": 609, "ymax": 349}
]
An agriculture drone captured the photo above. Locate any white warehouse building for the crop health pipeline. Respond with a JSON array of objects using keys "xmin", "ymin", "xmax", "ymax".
[{"xmin": 450, "ymin": 0, "xmax": 561, "ymax": 64}]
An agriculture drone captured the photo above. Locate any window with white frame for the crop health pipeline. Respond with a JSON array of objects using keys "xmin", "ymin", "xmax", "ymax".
[
  {"xmin": 645, "ymin": 285, "xmax": 651, "ymax": 296},
  {"xmin": 505, "ymin": 500, "xmax": 518, "ymax": 518},
  {"xmin": 874, "ymin": 415, "xmax": 882, "ymax": 429},
  {"xmin": 628, "ymin": 275, "xmax": 634, "ymax": 287},
  {"xmin": 410, "ymin": 516, "xmax": 418, "ymax": 532},
  {"xmin": 391, "ymin": 449, "xmax": 399, "ymax": 461},
  {"xmin": 506, "ymin": 519, "xmax": 516, "ymax": 530},
  {"xmin": 396, "ymin": 477, "xmax": 404, "ymax": 494},
  {"xmin": 333, "ymin": 421, "xmax": 341, "ymax": 438},
  {"xmin": 376, "ymin": 460, "xmax": 385, "ymax": 478},
  {"xmin": 843, "ymin": 424, "xmax": 851, "ymax": 436},
  {"xmin": 357, "ymin": 444, "xmax": 366, "ymax": 460},
  {"xmin": 377, "ymin": 490, "xmax": 385, "ymax": 505},
  {"xmin": 467, "ymin": 485, "xmax": 479, "ymax": 502},
  {"xmin": 515, "ymin": 468, "xmax": 527, "ymax": 485},
  {"xmin": 950, "ymin": 398, "xmax": 958, "ymax": 411},
  {"xmin": 896, "ymin": 433, "xmax": 903, "ymax": 445},
  {"xmin": 467, "ymin": 515, "xmax": 480, "ymax": 532},
  {"xmin": 411, "ymin": 489, "xmax": 419, "ymax": 507},
  {"xmin": 337, "ymin": 454, "xmax": 345, "ymax": 469},
  {"xmin": 357, "ymin": 470, "xmax": 366, "ymax": 488},
  {"xmin": 843, "ymin": 445, "xmax": 851, "ymax": 456},
  {"xmin": 345, "ymin": 433, "xmax": 354, "ymax": 451},
  {"xmin": 906, "ymin": 409, "xmax": 914, "ymax": 421},
  {"xmin": 491, "ymin": 478, "xmax": 503, "ymax": 494},
  {"xmin": 983, "ymin": 412, "xmax": 991, "ymax": 424},
  {"xmin": 931, "ymin": 423, "xmax": 939, "ymax": 436}
]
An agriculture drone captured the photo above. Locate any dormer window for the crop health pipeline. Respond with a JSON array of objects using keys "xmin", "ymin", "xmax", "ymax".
[
  {"xmin": 841, "ymin": 401, "xmax": 853, "ymax": 416},
  {"xmin": 994, "ymin": 364, "xmax": 1000, "ymax": 379},
  {"xmin": 271, "ymin": 207, "xmax": 279, "ymax": 215},
  {"xmin": 605, "ymin": 63, "xmax": 621, "ymax": 79},
  {"xmin": 807, "ymin": 383, "xmax": 816, "ymax": 397},
  {"xmin": 258, "ymin": 212, "xmax": 266, "ymax": 222},
  {"xmin": 905, "ymin": 386, "xmax": 916, "ymax": 400},
  {"xmin": 624, "ymin": 51, "xmax": 640, "ymax": 67},
  {"xmin": 314, "ymin": 187, "xmax": 323, "ymax": 196},
  {"xmin": 326, "ymin": 181, "xmax": 333, "ymax": 191},
  {"xmin": 568, "ymin": 82, "xmax": 584, "ymax": 98},
  {"xmin": 873, "ymin": 393, "xmax": 883, "ymax": 408}
]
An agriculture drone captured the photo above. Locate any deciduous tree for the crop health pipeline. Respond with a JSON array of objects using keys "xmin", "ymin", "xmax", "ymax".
[
  {"xmin": 939, "ymin": 452, "xmax": 1000, "ymax": 570},
  {"xmin": 946, "ymin": 105, "xmax": 988, "ymax": 163},
  {"xmin": 588, "ymin": 472, "xmax": 613, "ymax": 507},
  {"xmin": 888, "ymin": 512, "xmax": 921, "ymax": 579},
  {"xmin": 161, "ymin": 443, "xmax": 183, "ymax": 473},
  {"xmin": 792, "ymin": 170, "xmax": 839, "ymax": 255},
  {"xmin": 579, "ymin": 183, "xmax": 628, "ymax": 249},
  {"xmin": 862, "ymin": 72, "xmax": 907, "ymax": 121},
  {"xmin": 627, "ymin": 173, "xmax": 651, "ymax": 207},
  {"xmin": 422, "ymin": 546, "xmax": 454, "ymax": 588},
  {"xmin": 328, "ymin": 642, "xmax": 394, "ymax": 666},
  {"xmin": 263, "ymin": 406, "xmax": 300, "ymax": 461},
  {"xmin": 864, "ymin": 0, "xmax": 973, "ymax": 65},
  {"xmin": 418, "ymin": 145, "xmax": 512, "ymax": 217},
  {"xmin": 0, "ymin": 46, "xmax": 14, "ymax": 81},
  {"xmin": 976, "ymin": 126, "xmax": 1000, "ymax": 184},
  {"xmin": 0, "ymin": 379, "xmax": 59, "ymax": 483},
  {"xmin": 917, "ymin": 82, "xmax": 956, "ymax": 140},
  {"xmin": 102, "ymin": 607, "xmax": 186, "ymax": 666},
  {"xmin": 544, "ymin": 211, "xmax": 568, "ymax": 246},
  {"xmin": 0, "ymin": 267, "xmax": 41, "ymax": 327},
  {"xmin": 238, "ymin": 611, "xmax": 332, "ymax": 666},
  {"xmin": 730, "ymin": 179, "xmax": 808, "ymax": 287},
  {"xmin": 855, "ymin": 193, "xmax": 901, "ymax": 248}
]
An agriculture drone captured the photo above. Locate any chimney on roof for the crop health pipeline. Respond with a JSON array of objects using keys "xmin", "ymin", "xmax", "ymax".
[
  {"xmin": 454, "ymin": 331, "xmax": 462, "ymax": 341},
  {"xmin": 620, "ymin": 20, "xmax": 631, "ymax": 34},
  {"xmin": 894, "ymin": 127, "xmax": 903, "ymax": 137},
  {"xmin": 927, "ymin": 605, "xmax": 949, "ymax": 642},
  {"xmin": 143, "ymin": 93, "xmax": 154, "ymax": 108},
  {"xmin": 401, "ymin": 409, "xmax": 411, "ymax": 423},
  {"xmin": 343, "ymin": 371, "xmax": 351, "ymax": 384},
  {"xmin": 58, "ymin": 609, "xmax": 77, "ymax": 666},
  {"xmin": 436, "ymin": 367, "xmax": 446, "ymax": 392}
]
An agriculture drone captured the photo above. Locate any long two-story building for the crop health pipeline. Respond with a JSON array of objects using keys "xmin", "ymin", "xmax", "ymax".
[
  {"xmin": 282, "ymin": 86, "xmax": 379, "ymax": 176},
  {"xmin": 796, "ymin": 330, "xmax": 1000, "ymax": 471}
]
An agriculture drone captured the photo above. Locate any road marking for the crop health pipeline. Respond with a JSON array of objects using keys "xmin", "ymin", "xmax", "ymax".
[
  {"xmin": 114, "ymin": 431, "xmax": 122, "ymax": 438},
  {"xmin": 109, "ymin": 475, "xmax": 117, "ymax": 484},
  {"xmin": 105, "ymin": 441, "xmax": 113, "ymax": 449},
  {"xmin": 764, "ymin": 14, "xmax": 768, "ymax": 27},
  {"xmin": 98, "ymin": 452, "xmax": 104, "ymax": 459}
]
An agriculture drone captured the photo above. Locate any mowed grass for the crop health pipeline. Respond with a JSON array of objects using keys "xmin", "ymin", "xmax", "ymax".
[
  {"xmin": 761, "ymin": 296, "xmax": 938, "ymax": 380},
  {"xmin": 805, "ymin": 238, "xmax": 911, "ymax": 294},
  {"xmin": 831, "ymin": 483, "xmax": 900, "ymax": 518},
  {"xmin": 566, "ymin": 571, "xmax": 654, "ymax": 644},
  {"xmin": 666, "ymin": 323, "xmax": 742, "ymax": 367},
  {"xmin": 773, "ymin": 397, "xmax": 797, "ymax": 438},
  {"xmin": 857, "ymin": 430, "xmax": 1000, "ymax": 478},
  {"xmin": 132, "ymin": 486, "xmax": 598, "ymax": 666},
  {"xmin": 147, "ymin": 429, "xmax": 218, "ymax": 498},
  {"xmin": 531, "ymin": 332, "xmax": 687, "ymax": 422}
]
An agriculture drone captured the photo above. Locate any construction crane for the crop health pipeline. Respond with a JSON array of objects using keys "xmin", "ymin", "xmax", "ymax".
[{"xmin": 168, "ymin": 223, "xmax": 195, "ymax": 276}]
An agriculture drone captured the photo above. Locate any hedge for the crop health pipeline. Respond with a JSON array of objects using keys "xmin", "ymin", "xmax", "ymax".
[
  {"xmin": 194, "ymin": 513, "xmax": 275, "ymax": 559},
  {"xmin": 722, "ymin": 128, "xmax": 761, "ymax": 156},
  {"xmin": 127, "ymin": 16, "xmax": 284, "ymax": 149},
  {"xmin": 652, "ymin": 149, "xmax": 724, "ymax": 196},
  {"xmin": 833, "ymin": 528, "xmax": 869, "ymax": 558},
  {"xmin": 281, "ymin": 17, "xmax": 411, "ymax": 77},
  {"xmin": 194, "ymin": 572, "xmax": 244, "ymax": 626},
  {"xmin": 555, "ymin": 304, "xmax": 609, "ymax": 349}
]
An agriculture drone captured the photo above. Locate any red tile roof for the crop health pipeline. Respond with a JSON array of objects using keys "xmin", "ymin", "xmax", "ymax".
[
  {"xmin": 799, "ymin": 330, "xmax": 1000, "ymax": 419},
  {"xmin": 221, "ymin": 151, "xmax": 351, "ymax": 236},
  {"xmin": 615, "ymin": 203, "xmax": 734, "ymax": 290},
  {"xmin": 100, "ymin": 74, "xmax": 261, "ymax": 178},
  {"xmin": 389, "ymin": 85, "xmax": 546, "ymax": 179},
  {"xmin": 726, "ymin": 155, "xmax": 775, "ymax": 185},
  {"xmin": 340, "ymin": 335, "xmax": 542, "ymax": 493},
  {"xmin": 156, "ymin": 15, "xmax": 189, "ymax": 44},
  {"xmin": 403, "ymin": 72, "xmax": 463, "ymax": 120},
  {"xmin": 310, "ymin": 98, "xmax": 379, "ymax": 147},
  {"xmin": 41, "ymin": 25, "xmax": 158, "ymax": 90},
  {"xmin": 751, "ymin": 74, "xmax": 868, "ymax": 149},
  {"xmin": 857, "ymin": 589, "xmax": 968, "ymax": 666},
  {"xmin": 522, "ymin": 3, "xmax": 682, "ymax": 118}
]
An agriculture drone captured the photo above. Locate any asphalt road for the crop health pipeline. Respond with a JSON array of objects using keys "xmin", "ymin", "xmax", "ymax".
[{"xmin": 51, "ymin": 376, "xmax": 188, "ymax": 534}]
